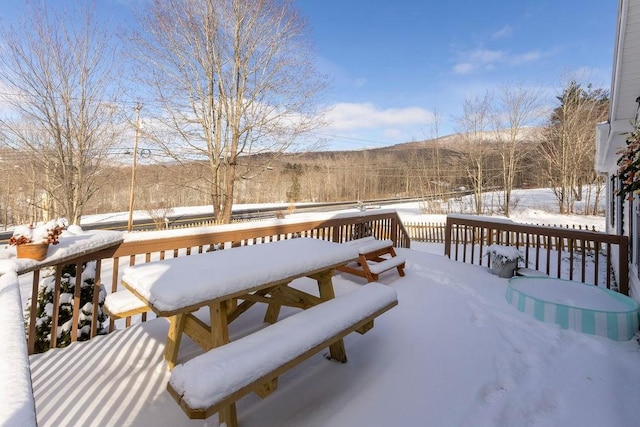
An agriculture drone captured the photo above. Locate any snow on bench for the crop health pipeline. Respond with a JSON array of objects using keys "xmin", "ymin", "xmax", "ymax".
[
  {"xmin": 167, "ymin": 282, "xmax": 398, "ymax": 424},
  {"xmin": 103, "ymin": 290, "xmax": 150, "ymax": 320},
  {"xmin": 368, "ymin": 256, "xmax": 406, "ymax": 275},
  {"xmin": 342, "ymin": 236, "xmax": 394, "ymax": 253},
  {"xmin": 337, "ymin": 237, "xmax": 406, "ymax": 282}
]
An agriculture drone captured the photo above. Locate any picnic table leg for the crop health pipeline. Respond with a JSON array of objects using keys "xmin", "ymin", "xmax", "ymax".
[
  {"xmin": 311, "ymin": 269, "xmax": 347, "ymax": 363},
  {"xmin": 219, "ymin": 404, "xmax": 238, "ymax": 427},
  {"xmin": 389, "ymin": 246, "xmax": 405, "ymax": 277},
  {"xmin": 165, "ymin": 313, "xmax": 186, "ymax": 370},
  {"xmin": 209, "ymin": 301, "xmax": 238, "ymax": 426},
  {"xmin": 209, "ymin": 301, "xmax": 230, "ymax": 346},
  {"xmin": 264, "ymin": 303, "xmax": 281, "ymax": 324},
  {"xmin": 226, "ymin": 297, "xmax": 238, "ymax": 315},
  {"xmin": 264, "ymin": 281, "xmax": 292, "ymax": 324}
]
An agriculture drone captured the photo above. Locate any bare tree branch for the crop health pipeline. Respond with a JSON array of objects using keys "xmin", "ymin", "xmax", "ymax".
[
  {"xmin": 129, "ymin": 0, "xmax": 328, "ymax": 223},
  {"xmin": 0, "ymin": 1, "xmax": 125, "ymax": 224}
]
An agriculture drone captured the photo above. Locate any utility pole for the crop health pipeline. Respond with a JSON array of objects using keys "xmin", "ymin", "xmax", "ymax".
[{"xmin": 127, "ymin": 103, "xmax": 143, "ymax": 232}]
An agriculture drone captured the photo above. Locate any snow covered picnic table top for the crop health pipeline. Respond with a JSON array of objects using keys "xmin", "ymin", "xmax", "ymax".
[{"xmin": 121, "ymin": 237, "xmax": 359, "ymax": 316}]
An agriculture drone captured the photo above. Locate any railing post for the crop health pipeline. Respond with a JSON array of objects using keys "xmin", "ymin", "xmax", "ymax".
[
  {"xmin": 619, "ymin": 235, "xmax": 629, "ymax": 295},
  {"xmin": 91, "ymin": 259, "xmax": 103, "ymax": 339},
  {"xmin": 70, "ymin": 262, "xmax": 83, "ymax": 343},
  {"xmin": 331, "ymin": 225, "xmax": 341, "ymax": 243},
  {"xmin": 27, "ymin": 269, "xmax": 40, "ymax": 354},
  {"xmin": 49, "ymin": 266, "xmax": 63, "ymax": 351},
  {"xmin": 444, "ymin": 216, "xmax": 452, "ymax": 258},
  {"xmin": 391, "ymin": 215, "xmax": 399, "ymax": 247}
]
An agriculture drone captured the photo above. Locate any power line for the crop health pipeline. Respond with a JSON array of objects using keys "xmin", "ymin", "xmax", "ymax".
[{"xmin": 308, "ymin": 132, "xmax": 400, "ymax": 147}]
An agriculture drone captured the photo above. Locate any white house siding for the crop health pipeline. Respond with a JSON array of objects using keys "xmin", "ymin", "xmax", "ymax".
[{"xmin": 596, "ymin": 0, "xmax": 640, "ymax": 302}]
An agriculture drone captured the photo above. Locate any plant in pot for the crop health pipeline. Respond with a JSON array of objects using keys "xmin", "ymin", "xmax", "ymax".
[
  {"xmin": 9, "ymin": 218, "xmax": 68, "ymax": 261},
  {"xmin": 616, "ymin": 120, "xmax": 640, "ymax": 199},
  {"xmin": 485, "ymin": 244, "xmax": 523, "ymax": 278}
]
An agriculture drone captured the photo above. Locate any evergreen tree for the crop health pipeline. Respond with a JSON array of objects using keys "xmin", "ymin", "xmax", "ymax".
[{"xmin": 25, "ymin": 261, "xmax": 107, "ymax": 353}]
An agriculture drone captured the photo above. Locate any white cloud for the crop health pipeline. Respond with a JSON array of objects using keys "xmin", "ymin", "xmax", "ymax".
[
  {"xmin": 452, "ymin": 48, "xmax": 545, "ymax": 75},
  {"xmin": 453, "ymin": 49, "xmax": 504, "ymax": 74},
  {"xmin": 324, "ymin": 103, "xmax": 433, "ymax": 131},
  {"xmin": 354, "ymin": 78, "xmax": 368, "ymax": 88},
  {"xmin": 492, "ymin": 25, "xmax": 513, "ymax": 39},
  {"xmin": 511, "ymin": 50, "xmax": 542, "ymax": 65},
  {"xmin": 452, "ymin": 62, "xmax": 476, "ymax": 74}
]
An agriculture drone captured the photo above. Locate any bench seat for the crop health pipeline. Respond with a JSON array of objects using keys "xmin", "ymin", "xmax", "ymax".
[
  {"xmin": 103, "ymin": 290, "xmax": 150, "ymax": 320},
  {"xmin": 368, "ymin": 256, "xmax": 406, "ymax": 275},
  {"xmin": 167, "ymin": 282, "xmax": 398, "ymax": 424},
  {"xmin": 337, "ymin": 237, "xmax": 406, "ymax": 282}
]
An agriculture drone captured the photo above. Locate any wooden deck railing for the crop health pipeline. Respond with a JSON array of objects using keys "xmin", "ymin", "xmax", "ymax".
[
  {"xmin": 404, "ymin": 221, "xmax": 447, "ymax": 242},
  {"xmin": 444, "ymin": 214, "xmax": 629, "ymax": 294},
  {"xmin": 405, "ymin": 221, "xmax": 600, "ymax": 244},
  {"xmin": 18, "ymin": 210, "xmax": 409, "ymax": 355}
]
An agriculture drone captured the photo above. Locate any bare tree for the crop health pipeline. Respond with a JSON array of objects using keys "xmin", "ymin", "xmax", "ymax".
[
  {"xmin": 130, "ymin": 0, "xmax": 327, "ymax": 223},
  {"xmin": 0, "ymin": 1, "xmax": 124, "ymax": 224},
  {"xmin": 539, "ymin": 78, "xmax": 608, "ymax": 214},
  {"xmin": 416, "ymin": 109, "xmax": 453, "ymax": 214},
  {"xmin": 455, "ymin": 92, "xmax": 496, "ymax": 215},
  {"xmin": 493, "ymin": 83, "xmax": 544, "ymax": 217}
]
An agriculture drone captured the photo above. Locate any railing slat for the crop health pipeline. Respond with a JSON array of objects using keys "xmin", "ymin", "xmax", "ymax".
[
  {"xmin": 90, "ymin": 259, "xmax": 102, "ymax": 339},
  {"xmin": 27, "ymin": 270, "xmax": 40, "ymax": 354},
  {"xmin": 70, "ymin": 262, "xmax": 83, "ymax": 342},
  {"xmin": 50, "ymin": 266, "xmax": 63, "ymax": 350}
]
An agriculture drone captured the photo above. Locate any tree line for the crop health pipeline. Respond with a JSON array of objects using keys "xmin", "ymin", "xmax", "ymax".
[
  {"xmin": 0, "ymin": 1, "xmax": 606, "ymax": 227},
  {"xmin": 0, "ymin": 0, "xmax": 326, "ymax": 225}
]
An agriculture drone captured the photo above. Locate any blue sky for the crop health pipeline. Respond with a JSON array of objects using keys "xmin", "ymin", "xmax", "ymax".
[
  {"xmin": 295, "ymin": 0, "xmax": 617, "ymax": 150},
  {"xmin": 0, "ymin": 0, "xmax": 618, "ymax": 151}
]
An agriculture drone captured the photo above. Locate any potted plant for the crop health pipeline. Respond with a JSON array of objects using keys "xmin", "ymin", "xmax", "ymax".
[
  {"xmin": 485, "ymin": 244, "xmax": 522, "ymax": 278},
  {"xmin": 616, "ymin": 120, "xmax": 640, "ymax": 199},
  {"xmin": 9, "ymin": 218, "xmax": 67, "ymax": 261}
]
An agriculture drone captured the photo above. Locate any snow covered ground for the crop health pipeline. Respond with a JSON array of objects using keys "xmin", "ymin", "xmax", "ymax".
[
  {"xmin": 25, "ymin": 242, "xmax": 640, "ymax": 427},
  {"xmin": 80, "ymin": 187, "xmax": 607, "ymax": 232},
  {"xmin": 383, "ymin": 187, "xmax": 606, "ymax": 231}
]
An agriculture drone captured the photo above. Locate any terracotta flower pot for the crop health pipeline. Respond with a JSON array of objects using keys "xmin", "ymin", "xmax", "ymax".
[{"xmin": 16, "ymin": 242, "xmax": 49, "ymax": 261}]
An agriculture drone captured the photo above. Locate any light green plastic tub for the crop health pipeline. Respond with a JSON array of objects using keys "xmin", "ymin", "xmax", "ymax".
[{"xmin": 506, "ymin": 276, "xmax": 639, "ymax": 341}]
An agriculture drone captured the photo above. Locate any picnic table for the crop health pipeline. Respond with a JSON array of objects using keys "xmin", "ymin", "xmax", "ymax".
[
  {"xmin": 120, "ymin": 237, "xmax": 398, "ymax": 426},
  {"xmin": 120, "ymin": 237, "xmax": 360, "ymax": 369},
  {"xmin": 336, "ymin": 236, "xmax": 406, "ymax": 282}
]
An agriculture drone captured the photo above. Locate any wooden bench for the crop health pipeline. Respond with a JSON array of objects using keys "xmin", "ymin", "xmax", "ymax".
[
  {"xmin": 167, "ymin": 282, "xmax": 398, "ymax": 426},
  {"xmin": 336, "ymin": 237, "xmax": 406, "ymax": 282},
  {"xmin": 103, "ymin": 290, "xmax": 150, "ymax": 320}
]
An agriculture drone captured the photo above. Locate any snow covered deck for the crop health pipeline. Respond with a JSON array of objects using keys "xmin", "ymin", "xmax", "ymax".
[{"xmin": 25, "ymin": 246, "xmax": 640, "ymax": 427}]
